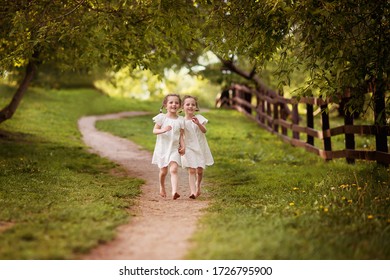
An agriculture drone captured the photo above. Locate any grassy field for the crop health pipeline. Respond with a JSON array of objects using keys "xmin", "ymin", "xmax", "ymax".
[
  {"xmin": 1, "ymin": 85, "xmax": 389, "ymax": 259},
  {"xmin": 0, "ymin": 85, "xmax": 157, "ymax": 259},
  {"xmin": 97, "ymin": 109, "xmax": 390, "ymax": 260}
]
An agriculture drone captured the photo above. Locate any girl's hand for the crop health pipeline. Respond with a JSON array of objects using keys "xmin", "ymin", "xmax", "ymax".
[
  {"xmin": 191, "ymin": 117, "xmax": 207, "ymax": 133},
  {"xmin": 164, "ymin": 125, "xmax": 172, "ymax": 132},
  {"xmin": 192, "ymin": 117, "xmax": 200, "ymax": 125},
  {"xmin": 178, "ymin": 146, "xmax": 185, "ymax": 155}
]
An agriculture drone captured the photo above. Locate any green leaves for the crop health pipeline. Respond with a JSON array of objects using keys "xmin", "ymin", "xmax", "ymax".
[
  {"xmin": 1, "ymin": 0, "xmax": 388, "ymax": 119},
  {"xmin": 0, "ymin": 1, "xmax": 170, "ymax": 72},
  {"xmin": 287, "ymin": 0, "xmax": 389, "ymax": 98}
]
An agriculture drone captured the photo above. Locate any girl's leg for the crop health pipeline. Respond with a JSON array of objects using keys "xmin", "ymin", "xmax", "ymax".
[
  {"xmin": 188, "ymin": 168, "xmax": 197, "ymax": 199},
  {"xmin": 196, "ymin": 167, "xmax": 204, "ymax": 197},
  {"xmin": 169, "ymin": 162, "xmax": 180, "ymax": 199},
  {"xmin": 159, "ymin": 167, "xmax": 168, "ymax": 197}
]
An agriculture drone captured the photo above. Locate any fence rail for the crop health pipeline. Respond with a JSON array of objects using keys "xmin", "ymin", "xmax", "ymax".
[{"xmin": 216, "ymin": 84, "xmax": 390, "ymax": 165}]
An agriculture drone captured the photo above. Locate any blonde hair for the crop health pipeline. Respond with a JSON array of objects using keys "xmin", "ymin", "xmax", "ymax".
[
  {"xmin": 182, "ymin": 95, "xmax": 200, "ymax": 111},
  {"xmin": 159, "ymin": 93, "xmax": 182, "ymax": 113}
]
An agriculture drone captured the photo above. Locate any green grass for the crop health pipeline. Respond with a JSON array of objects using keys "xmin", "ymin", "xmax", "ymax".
[
  {"xmin": 1, "ymin": 84, "xmax": 389, "ymax": 259},
  {"xmin": 0, "ymin": 85, "xmax": 158, "ymax": 259},
  {"xmin": 97, "ymin": 109, "xmax": 390, "ymax": 260}
]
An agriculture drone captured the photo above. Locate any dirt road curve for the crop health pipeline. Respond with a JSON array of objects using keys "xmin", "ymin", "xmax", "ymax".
[{"xmin": 78, "ymin": 112, "xmax": 208, "ymax": 260}]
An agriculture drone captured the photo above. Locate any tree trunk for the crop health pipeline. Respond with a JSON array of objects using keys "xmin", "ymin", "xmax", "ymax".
[
  {"xmin": 0, "ymin": 58, "xmax": 38, "ymax": 124},
  {"xmin": 372, "ymin": 4, "xmax": 388, "ymax": 167},
  {"xmin": 373, "ymin": 78, "xmax": 389, "ymax": 166}
]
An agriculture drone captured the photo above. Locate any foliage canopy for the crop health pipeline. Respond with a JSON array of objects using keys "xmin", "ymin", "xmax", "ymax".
[{"xmin": 0, "ymin": 0, "xmax": 389, "ymax": 125}]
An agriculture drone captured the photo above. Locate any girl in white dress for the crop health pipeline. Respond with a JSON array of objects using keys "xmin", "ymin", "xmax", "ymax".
[
  {"xmin": 181, "ymin": 95, "xmax": 214, "ymax": 199},
  {"xmin": 152, "ymin": 94, "xmax": 185, "ymax": 200}
]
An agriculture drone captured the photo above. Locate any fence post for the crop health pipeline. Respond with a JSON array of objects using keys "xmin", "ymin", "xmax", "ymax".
[
  {"xmin": 232, "ymin": 88, "xmax": 237, "ymax": 109},
  {"xmin": 281, "ymin": 104, "xmax": 288, "ymax": 136},
  {"xmin": 306, "ymin": 104, "xmax": 314, "ymax": 145},
  {"xmin": 321, "ymin": 104, "xmax": 332, "ymax": 160},
  {"xmin": 273, "ymin": 102, "xmax": 279, "ymax": 133},
  {"xmin": 267, "ymin": 95, "xmax": 272, "ymax": 129},
  {"xmin": 244, "ymin": 92, "xmax": 252, "ymax": 114},
  {"xmin": 260, "ymin": 98, "xmax": 265, "ymax": 125},
  {"xmin": 292, "ymin": 104, "xmax": 299, "ymax": 139}
]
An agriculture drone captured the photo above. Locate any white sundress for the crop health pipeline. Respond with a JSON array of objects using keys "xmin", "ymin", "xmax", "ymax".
[
  {"xmin": 152, "ymin": 113, "xmax": 185, "ymax": 168},
  {"xmin": 181, "ymin": 114, "xmax": 214, "ymax": 169}
]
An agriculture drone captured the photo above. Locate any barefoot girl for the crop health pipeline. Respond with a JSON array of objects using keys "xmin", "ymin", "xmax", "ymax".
[
  {"xmin": 181, "ymin": 95, "xmax": 214, "ymax": 199},
  {"xmin": 152, "ymin": 93, "xmax": 185, "ymax": 200}
]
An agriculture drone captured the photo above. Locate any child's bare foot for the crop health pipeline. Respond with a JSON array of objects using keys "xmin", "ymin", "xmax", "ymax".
[
  {"xmin": 173, "ymin": 193, "xmax": 180, "ymax": 200},
  {"xmin": 196, "ymin": 190, "xmax": 201, "ymax": 197},
  {"xmin": 189, "ymin": 194, "xmax": 196, "ymax": 199},
  {"xmin": 160, "ymin": 187, "xmax": 166, "ymax": 198}
]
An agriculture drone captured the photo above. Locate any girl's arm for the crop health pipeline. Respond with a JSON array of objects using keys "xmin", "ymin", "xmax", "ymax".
[
  {"xmin": 179, "ymin": 128, "xmax": 185, "ymax": 155},
  {"xmin": 153, "ymin": 123, "xmax": 172, "ymax": 135},
  {"xmin": 192, "ymin": 117, "xmax": 207, "ymax": 133}
]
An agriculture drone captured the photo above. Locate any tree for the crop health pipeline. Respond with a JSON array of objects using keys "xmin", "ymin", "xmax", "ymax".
[
  {"xmin": 199, "ymin": 0, "xmax": 389, "ymax": 160},
  {"xmin": 285, "ymin": 0, "xmax": 389, "ymax": 159},
  {"xmin": 2, "ymin": 0, "xmax": 388, "ymax": 144},
  {"xmin": 0, "ymin": 0, "xmax": 204, "ymax": 123}
]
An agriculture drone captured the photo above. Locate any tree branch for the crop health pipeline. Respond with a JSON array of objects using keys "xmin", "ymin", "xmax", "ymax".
[{"xmin": 216, "ymin": 54, "xmax": 291, "ymax": 115}]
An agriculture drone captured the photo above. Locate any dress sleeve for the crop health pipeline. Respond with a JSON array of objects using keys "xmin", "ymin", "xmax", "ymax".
[
  {"xmin": 196, "ymin": 114, "xmax": 208, "ymax": 125},
  {"xmin": 152, "ymin": 113, "xmax": 165, "ymax": 125}
]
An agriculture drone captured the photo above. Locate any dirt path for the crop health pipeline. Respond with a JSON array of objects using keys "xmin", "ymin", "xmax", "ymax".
[{"xmin": 77, "ymin": 112, "xmax": 208, "ymax": 260}]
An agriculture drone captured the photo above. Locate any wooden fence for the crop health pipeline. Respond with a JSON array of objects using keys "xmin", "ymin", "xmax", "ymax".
[{"xmin": 216, "ymin": 84, "xmax": 390, "ymax": 165}]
